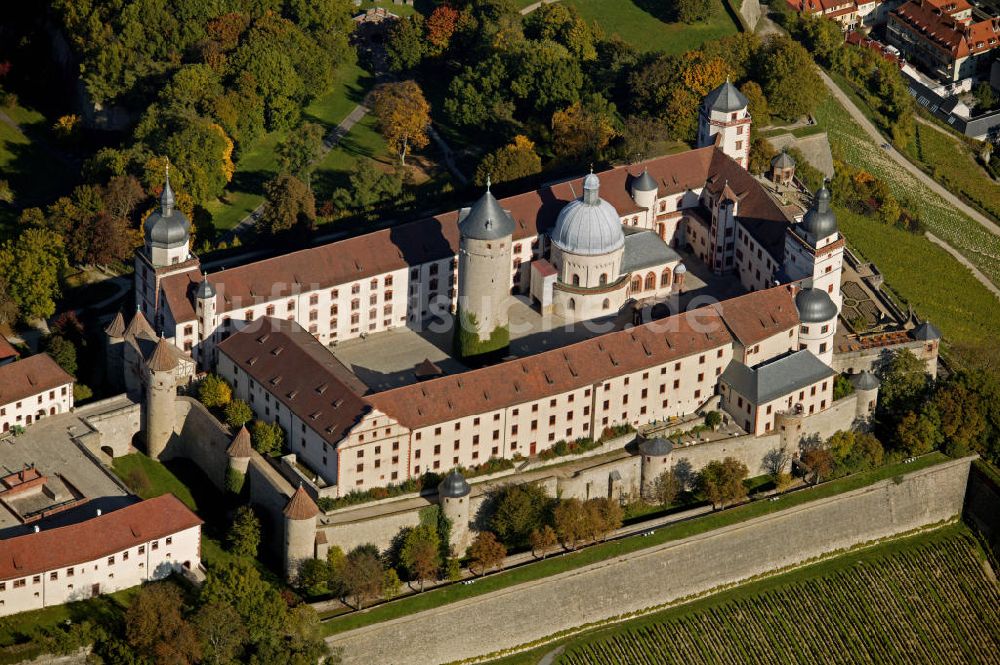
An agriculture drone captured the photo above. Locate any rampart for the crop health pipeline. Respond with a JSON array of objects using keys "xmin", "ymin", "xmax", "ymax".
[{"xmin": 328, "ymin": 456, "xmax": 975, "ymax": 665}]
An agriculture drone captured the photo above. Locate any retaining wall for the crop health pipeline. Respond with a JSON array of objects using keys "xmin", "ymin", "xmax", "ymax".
[
  {"xmin": 329, "ymin": 456, "xmax": 974, "ymax": 665},
  {"xmin": 963, "ymin": 461, "xmax": 1000, "ymax": 556}
]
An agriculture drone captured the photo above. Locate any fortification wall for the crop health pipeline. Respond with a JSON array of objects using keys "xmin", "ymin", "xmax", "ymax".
[
  {"xmin": 77, "ymin": 399, "xmax": 141, "ymax": 458},
  {"xmin": 329, "ymin": 457, "xmax": 974, "ymax": 665},
  {"xmin": 165, "ymin": 398, "xmax": 232, "ymax": 490},
  {"xmin": 557, "ymin": 456, "xmax": 641, "ymax": 502},
  {"xmin": 963, "ymin": 462, "xmax": 1000, "ymax": 556}
]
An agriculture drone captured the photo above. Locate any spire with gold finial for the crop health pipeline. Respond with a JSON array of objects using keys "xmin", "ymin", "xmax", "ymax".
[{"xmin": 161, "ymin": 159, "xmax": 175, "ymax": 218}]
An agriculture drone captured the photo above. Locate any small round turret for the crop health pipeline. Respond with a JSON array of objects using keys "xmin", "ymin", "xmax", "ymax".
[
  {"xmin": 639, "ymin": 437, "xmax": 673, "ymax": 498},
  {"xmin": 438, "ymin": 470, "xmax": 471, "ymax": 554}
]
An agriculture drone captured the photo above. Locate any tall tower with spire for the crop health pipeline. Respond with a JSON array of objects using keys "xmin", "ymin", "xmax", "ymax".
[
  {"xmin": 134, "ymin": 162, "xmax": 200, "ymax": 329},
  {"xmin": 455, "ymin": 179, "xmax": 516, "ymax": 361},
  {"xmin": 697, "ymin": 80, "xmax": 751, "ymax": 169}
]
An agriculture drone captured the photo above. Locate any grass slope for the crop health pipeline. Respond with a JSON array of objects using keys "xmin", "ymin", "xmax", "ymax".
[
  {"xmin": 322, "ymin": 453, "xmax": 949, "ymax": 636},
  {"xmin": 564, "ymin": 0, "xmax": 738, "ymax": 54}
]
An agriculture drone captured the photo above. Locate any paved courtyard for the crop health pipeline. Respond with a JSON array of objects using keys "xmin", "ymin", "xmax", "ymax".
[
  {"xmin": 0, "ymin": 412, "xmax": 130, "ymax": 535},
  {"xmin": 331, "ymin": 255, "xmax": 750, "ymax": 393}
]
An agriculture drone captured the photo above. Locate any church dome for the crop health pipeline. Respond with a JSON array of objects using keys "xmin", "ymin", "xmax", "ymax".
[
  {"xmin": 795, "ymin": 287, "xmax": 837, "ymax": 323},
  {"xmin": 800, "ymin": 184, "xmax": 837, "ymax": 243},
  {"xmin": 551, "ymin": 174, "xmax": 625, "ymax": 256},
  {"xmin": 144, "ymin": 176, "xmax": 190, "ymax": 248}
]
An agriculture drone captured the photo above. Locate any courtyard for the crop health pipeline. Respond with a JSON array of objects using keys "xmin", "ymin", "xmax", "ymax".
[
  {"xmin": 0, "ymin": 411, "xmax": 131, "ymax": 535},
  {"xmin": 330, "ymin": 245, "xmax": 748, "ymax": 394}
]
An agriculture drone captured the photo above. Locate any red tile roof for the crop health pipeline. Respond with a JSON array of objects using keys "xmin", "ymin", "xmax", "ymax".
[
  {"xmin": 0, "ymin": 495, "xmax": 202, "ymax": 580},
  {"xmin": 216, "ymin": 318, "xmax": 372, "ymax": 448},
  {"xmin": 160, "ymin": 148, "xmax": 790, "ymax": 321},
  {"xmin": 367, "ymin": 306, "xmax": 735, "ymax": 429},
  {"xmin": 284, "ymin": 485, "xmax": 319, "ymax": 520},
  {"xmin": 892, "ymin": 0, "xmax": 1000, "ymax": 58},
  {"xmin": 0, "ymin": 354, "xmax": 74, "ymax": 406},
  {"xmin": 0, "ymin": 335, "xmax": 19, "ymax": 362},
  {"xmin": 711, "ymin": 285, "xmax": 799, "ymax": 346}
]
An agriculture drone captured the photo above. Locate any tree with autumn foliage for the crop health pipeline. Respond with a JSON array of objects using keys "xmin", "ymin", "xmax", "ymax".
[
  {"xmin": 426, "ymin": 5, "xmax": 460, "ymax": 55},
  {"xmin": 468, "ymin": 531, "xmax": 507, "ymax": 576},
  {"xmin": 369, "ymin": 81, "xmax": 431, "ymax": 166},
  {"xmin": 475, "ymin": 135, "xmax": 543, "ymax": 186},
  {"xmin": 551, "ymin": 94, "xmax": 621, "ymax": 161}
]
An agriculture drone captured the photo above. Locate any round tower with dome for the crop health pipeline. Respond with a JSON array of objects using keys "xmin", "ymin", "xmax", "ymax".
[
  {"xmin": 549, "ymin": 172, "xmax": 630, "ymax": 320},
  {"xmin": 438, "ymin": 470, "xmax": 472, "ymax": 553},
  {"xmin": 456, "ymin": 180, "xmax": 516, "ymax": 360},
  {"xmin": 795, "ymin": 285, "xmax": 838, "ymax": 365}
]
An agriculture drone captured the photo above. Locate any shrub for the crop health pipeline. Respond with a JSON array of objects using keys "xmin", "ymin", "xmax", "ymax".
[
  {"xmin": 225, "ymin": 468, "xmax": 245, "ymax": 495},
  {"xmin": 199, "ymin": 374, "xmax": 232, "ymax": 408}
]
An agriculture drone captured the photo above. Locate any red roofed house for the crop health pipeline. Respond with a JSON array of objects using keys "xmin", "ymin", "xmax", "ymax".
[
  {"xmin": 0, "ymin": 494, "xmax": 202, "ymax": 616},
  {"xmin": 887, "ymin": 0, "xmax": 1000, "ymax": 80},
  {"xmin": 0, "ymin": 336, "xmax": 18, "ymax": 367},
  {"xmin": 0, "ymin": 354, "xmax": 74, "ymax": 434}
]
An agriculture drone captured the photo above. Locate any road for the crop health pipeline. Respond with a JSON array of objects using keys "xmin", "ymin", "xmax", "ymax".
[
  {"xmin": 817, "ymin": 68, "xmax": 1000, "ymax": 239},
  {"xmin": 926, "ymin": 232, "xmax": 1000, "ymax": 301}
]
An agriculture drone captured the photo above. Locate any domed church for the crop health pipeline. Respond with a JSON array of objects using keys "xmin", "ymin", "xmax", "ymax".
[{"xmin": 528, "ymin": 172, "xmax": 683, "ymax": 320}]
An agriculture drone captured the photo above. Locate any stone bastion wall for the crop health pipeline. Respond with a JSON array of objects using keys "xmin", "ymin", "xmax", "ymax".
[{"xmin": 328, "ymin": 456, "xmax": 975, "ymax": 665}]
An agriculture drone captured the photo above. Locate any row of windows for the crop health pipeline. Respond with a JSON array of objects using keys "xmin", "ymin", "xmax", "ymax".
[{"xmin": 0, "ymin": 539, "xmax": 171, "ymax": 591}]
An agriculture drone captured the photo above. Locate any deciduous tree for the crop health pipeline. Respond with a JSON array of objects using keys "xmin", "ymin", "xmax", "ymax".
[
  {"xmin": 341, "ymin": 544, "xmax": 385, "ymax": 608},
  {"xmin": 529, "ymin": 524, "xmax": 558, "ymax": 559},
  {"xmin": 474, "ymin": 135, "xmax": 542, "ymax": 186},
  {"xmin": 370, "ymin": 81, "xmax": 431, "ymax": 165},
  {"xmin": 227, "ymin": 505, "xmax": 261, "ymax": 558},
  {"xmin": 386, "ymin": 15, "xmax": 426, "ymax": 72},
  {"xmin": 553, "ymin": 497, "xmax": 588, "ymax": 549},
  {"xmin": 468, "ymin": 530, "xmax": 507, "ymax": 575},
  {"xmin": 224, "ymin": 399, "xmax": 253, "ymax": 429},
  {"xmin": 259, "ymin": 173, "xmax": 316, "ymax": 234},
  {"xmin": 277, "ymin": 122, "xmax": 325, "ymax": 177},
  {"xmin": 697, "ymin": 457, "xmax": 748, "ymax": 509},
  {"xmin": 0, "ymin": 228, "xmax": 66, "ymax": 322},
  {"xmin": 251, "ymin": 420, "xmax": 285, "ymax": 457},
  {"xmin": 193, "ymin": 601, "xmax": 247, "ymax": 665},
  {"xmin": 426, "ymin": 6, "xmax": 460, "ymax": 54},
  {"xmin": 488, "ymin": 482, "xmax": 552, "ymax": 549},
  {"xmin": 126, "ymin": 582, "xmax": 201, "ymax": 664},
  {"xmin": 649, "ymin": 468, "xmax": 682, "ymax": 506},
  {"xmin": 198, "ymin": 374, "xmax": 232, "ymax": 408},
  {"xmin": 400, "ymin": 524, "xmax": 440, "ymax": 591},
  {"xmin": 801, "ymin": 447, "xmax": 834, "ymax": 484}
]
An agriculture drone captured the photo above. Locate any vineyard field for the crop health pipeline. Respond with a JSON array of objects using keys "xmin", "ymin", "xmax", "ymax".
[{"xmin": 555, "ymin": 530, "xmax": 999, "ymax": 665}]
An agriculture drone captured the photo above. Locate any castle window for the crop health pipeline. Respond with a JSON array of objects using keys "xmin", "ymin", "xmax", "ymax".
[
  {"xmin": 572, "ymin": 274, "xmax": 580, "ymax": 287},
  {"xmin": 266, "ymin": 305, "xmax": 275, "ymax": 316},
  {"xmin": 602, "ymin": 298, "xmax": 610, "ymax": 310},
  {"xmin": 351, "ymin": 299, "xmax": 359, "ymax": 311},
  {"xmin": 568, "ymin": 298, "xmax": 576, "ymax": 310},
  {"xmin": 286, "ymin": 300, "xmax": 294, "ymax": 312},
  {"xmin": 370, "ymin": 294, "xmax": 377, "ymax": 306},
  {"xmin": 183, "ymin": 325, "xmax": 193, "ymax": 336},
  {"xmin": 645, "ymin": 272, "xmax": 656, "ymax": 290},
  {"xmin": 245, "ymin": 310, "xmax": 253, "ymax": 321},
  {"xmin": 631, "ymin": 276, "xmax": 642, "ymax": 292},
  {"xmin": 660, "ymin": 268, "xmax": 671, "ymax": 287},
  {"xmin": 309, "ymin": 294, "xmax": 318, "ymax": 305}
]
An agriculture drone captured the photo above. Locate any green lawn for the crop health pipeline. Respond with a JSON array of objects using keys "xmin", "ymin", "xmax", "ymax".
[
  {"xmin": 205, "ymin": 60, "xmax": 373, "ymax": 232},
  {"xmin": 486, "ymin": 522, "xmax": 988, "ymax": 665},
  {"xmin": 563, "ymin": 0, "xmax": 738, "ymax": 53},
  {"xmin": 0, "ymin": 103, "xmax": 76, "ymax": 235},
  {"xmin": 111, "ymin": 453, "xmax": 233, "ymax": 568},
  {"xmin": 836, "ymin": 206, "xmax": 1000, "ymax": 363},
  {"xmin": 311, "ymin": 112, "xmax": 388, "ymax": 202},
  {"xmin": 322, "ymin": 452, "xmax": 950, "ymax": 636}
]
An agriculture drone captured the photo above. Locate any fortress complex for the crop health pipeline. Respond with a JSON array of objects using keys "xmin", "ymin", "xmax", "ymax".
[{"xmin": 112, "ymin": 82, "xmax": 940, "ymax": 498}]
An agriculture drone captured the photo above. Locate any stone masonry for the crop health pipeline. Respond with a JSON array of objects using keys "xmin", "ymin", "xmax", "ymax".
[{"xmin": 328, "ymin": 457, "xmax": 974, "ymax": 665}]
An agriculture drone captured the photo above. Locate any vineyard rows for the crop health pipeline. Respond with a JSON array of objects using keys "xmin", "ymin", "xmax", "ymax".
[{"xmin": 558, "ymin": 533, "xmax": 1000, "ymax": 665}]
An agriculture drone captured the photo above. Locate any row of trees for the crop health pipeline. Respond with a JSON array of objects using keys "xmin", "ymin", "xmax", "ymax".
[{"xmin": 382, "ymin": 1, "xmax": 823, "ymax": 188}]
